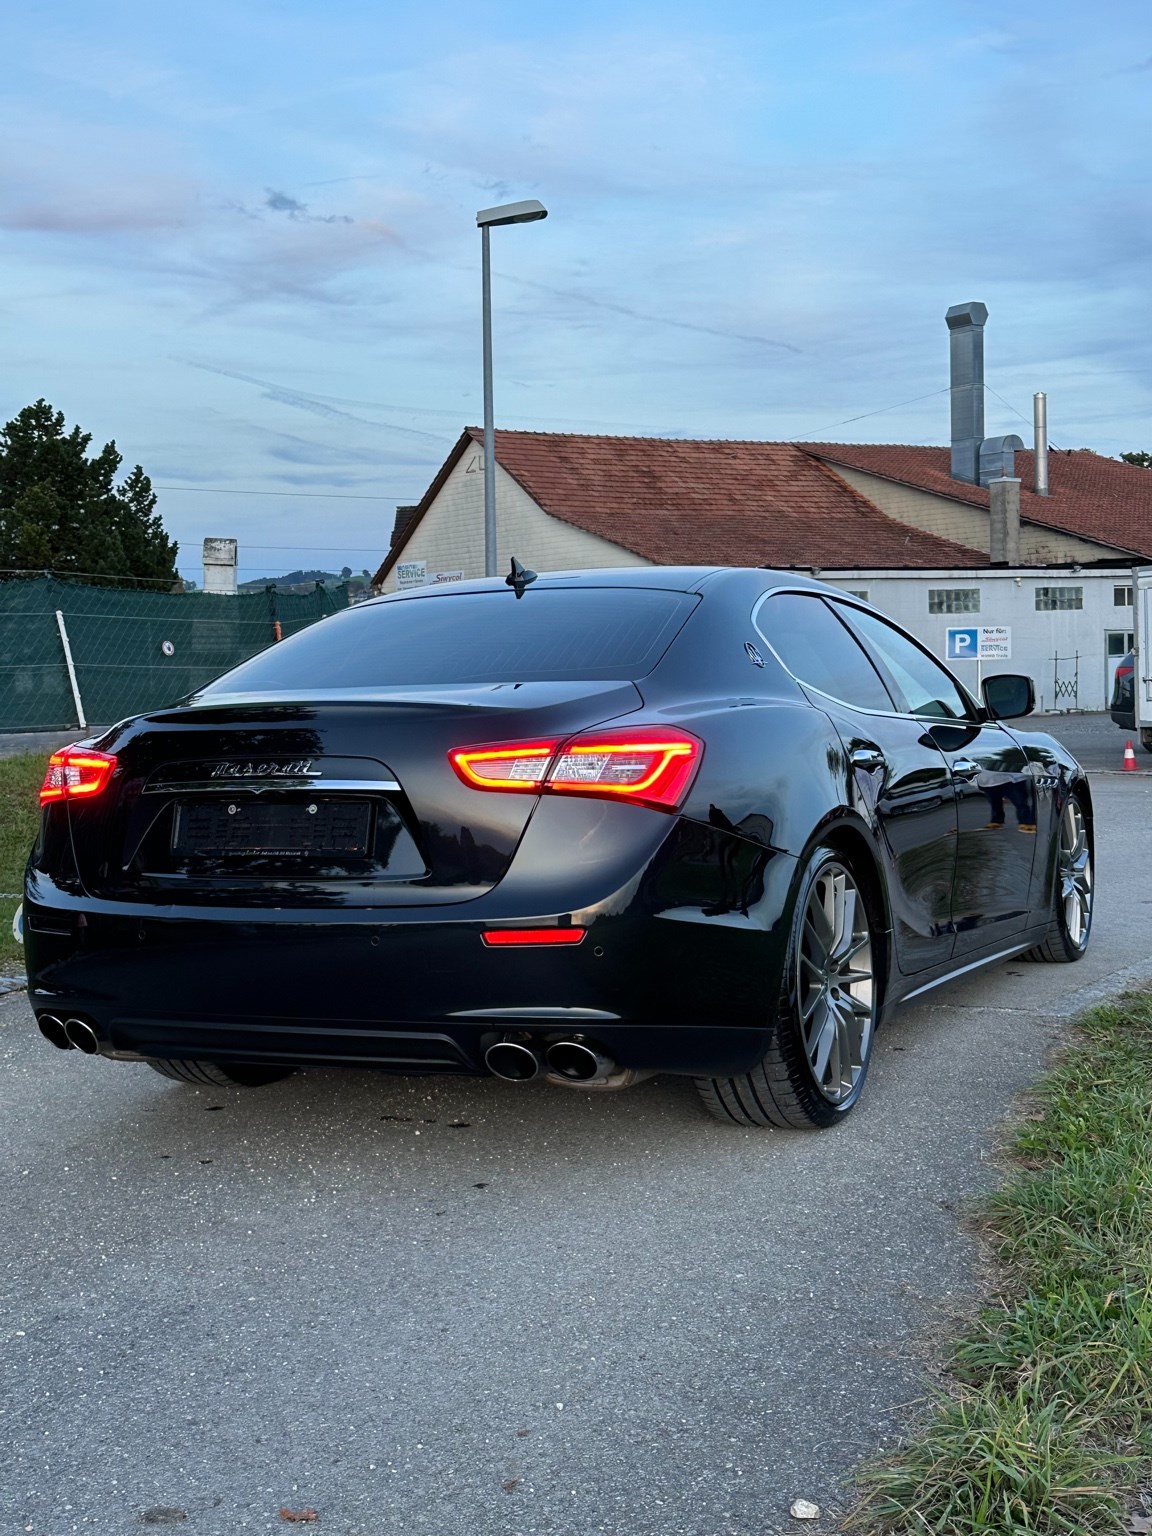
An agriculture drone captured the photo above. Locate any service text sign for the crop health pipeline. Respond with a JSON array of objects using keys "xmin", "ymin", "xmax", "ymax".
[{"xmin": 946, "ymin": 626, "xmax": 1011, "ymax": 662}]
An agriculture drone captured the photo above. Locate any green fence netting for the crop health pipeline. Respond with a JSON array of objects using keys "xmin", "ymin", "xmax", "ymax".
[{"xmin": 0, "ymin": 577, "xmax": 349, "ymax": 732}]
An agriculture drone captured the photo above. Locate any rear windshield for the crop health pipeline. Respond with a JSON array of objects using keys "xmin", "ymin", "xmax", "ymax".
[{"xmin": 199, "ymin": 587, "xmax": 699, "ymax": 691}]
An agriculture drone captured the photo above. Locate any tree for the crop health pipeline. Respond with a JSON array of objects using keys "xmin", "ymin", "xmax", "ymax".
[
  {"xmin": 1120, "ymin": 451, "xmax": 1152, "ymax": 469},
  {"xmin": 0, "ymin": 399, "xmax": 178, "ymax": 584}
]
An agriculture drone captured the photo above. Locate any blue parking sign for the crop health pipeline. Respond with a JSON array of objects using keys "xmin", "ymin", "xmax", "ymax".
[{"xmin": 946, "ymin": 627, "xmax": 979, "ymax": 661}]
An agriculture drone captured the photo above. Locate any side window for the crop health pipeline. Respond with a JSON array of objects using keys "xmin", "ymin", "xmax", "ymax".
[
  {"xmin": 755, "ymin": 593, "xmax": 895, "ymax": 711},
  {"xmin": 840, "ymin": 605, "xmax": 973, "ymax": 721}
]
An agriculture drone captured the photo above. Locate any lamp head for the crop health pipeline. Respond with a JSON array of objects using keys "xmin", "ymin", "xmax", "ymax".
[{"xmin": 476, "ymin": 199, "xmax": 548, "ymax": 228}]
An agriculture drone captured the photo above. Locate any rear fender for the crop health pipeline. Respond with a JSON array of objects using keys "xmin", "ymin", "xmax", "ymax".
[{"xmin": 674, "ymin": 699, "xmax": 851, "ymax": 856}]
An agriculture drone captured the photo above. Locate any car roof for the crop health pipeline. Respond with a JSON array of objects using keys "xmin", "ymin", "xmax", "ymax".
[{"xmin": 367, "ymin": 566, "xmax": 832, "ymax": 604}]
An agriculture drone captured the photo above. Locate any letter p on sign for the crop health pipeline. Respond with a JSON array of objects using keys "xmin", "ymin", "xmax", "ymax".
[{"xmin": 946, "ymin": 627, "xmax": 979, "ymax": 661}]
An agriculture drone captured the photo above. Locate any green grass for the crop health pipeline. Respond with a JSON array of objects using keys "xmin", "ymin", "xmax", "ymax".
[
  {"xmin": 0, "ymin": 753, "xmax": 45, "ymax": 975},
  {"xmin": 848, "ymin": 992, "xmax": 1152, "ymax": 1535}
]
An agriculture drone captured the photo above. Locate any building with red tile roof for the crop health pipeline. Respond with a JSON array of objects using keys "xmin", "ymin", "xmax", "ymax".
[
  {"xmin": 370, "ymin": 423, "xmax": 1147, "ymax": 714},
  {"xmin": 800, "ymin": 443, "xmax": 1152, "ymax": 565},
  {"xmin": 372, "ymin": 428, "xmax": 985, "ymax": 588}
]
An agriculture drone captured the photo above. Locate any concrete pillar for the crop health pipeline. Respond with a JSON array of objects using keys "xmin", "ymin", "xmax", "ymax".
[
  {"xmin": 203, "ymin": 537, "xmax": 238, "ymax": 596},
  {"xmin": 988, "ymin": 477, "xmax": 1021, "ymax": 566}
]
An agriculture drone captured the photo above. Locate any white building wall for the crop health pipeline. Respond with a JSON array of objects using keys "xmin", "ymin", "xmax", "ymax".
[
  {"xmin": 824, "ymin": 567, "xmax": 1135, "ymax": 712},
  {"xmin": 379, "ymin": 449, "xmax": 646, "ymax": 592}
]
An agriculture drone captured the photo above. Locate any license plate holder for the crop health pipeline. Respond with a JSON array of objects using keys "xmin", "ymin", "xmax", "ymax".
[{"xmin": 173, "ymin": 799, "xmax": 372, "ymax": 858}]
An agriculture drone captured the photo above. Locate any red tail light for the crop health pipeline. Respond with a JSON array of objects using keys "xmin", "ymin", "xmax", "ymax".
[
  {"xmin": 40, "ymin": 747, "xmax": 118, "ymax": 805},
  {"xmin": 450, "ymin": 726, "xmax": 702, "ymax": 812},
  {"xmin": 546, "ymin": 726, "xmax": 702, "ymax": 809},
  {"xmin": 482, "ymin": 928, "xmax": 586, "ymax": 947},
  {"xmin": 448, "ymin": 741, "xmax": 557, "ymax": 792}
]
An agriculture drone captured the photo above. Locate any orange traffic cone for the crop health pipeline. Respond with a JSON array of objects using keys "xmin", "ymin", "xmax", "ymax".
[{"xmin": 1123, "ymin": 740, "xmax": 1138, "ymax": 772}]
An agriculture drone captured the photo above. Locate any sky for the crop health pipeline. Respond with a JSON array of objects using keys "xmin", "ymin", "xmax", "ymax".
[{"xmin": 2, "ymin": 0, "xmax": 1150, "ymax": 584}]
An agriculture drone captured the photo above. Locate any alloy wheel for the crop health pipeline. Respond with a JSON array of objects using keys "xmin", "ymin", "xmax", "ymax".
[
  {"xmin": 797, "ymin": 863, "xmax": 875, "ymax": 1104},
  {"xmin": 1059, "ymin": 799, "xmax": 1092, "ymax": 949}
]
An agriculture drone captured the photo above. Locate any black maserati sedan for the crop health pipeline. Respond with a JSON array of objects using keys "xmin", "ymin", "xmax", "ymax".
[{"xmin": 24, "ymin": 566, "xmax": 1093, "ymax": 1128}]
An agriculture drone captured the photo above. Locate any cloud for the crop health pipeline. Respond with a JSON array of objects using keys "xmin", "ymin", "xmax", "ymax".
[
  {"xmin": 182, "ymin": 360, "xmax": 448, "ymax": 442},
  {"xmin": 264, "ymin": 188, "xmax": 354, "ymax": 225},
  {"xmin": 499, "ymin": 272, "xmax": 801, "ymax": 353}
]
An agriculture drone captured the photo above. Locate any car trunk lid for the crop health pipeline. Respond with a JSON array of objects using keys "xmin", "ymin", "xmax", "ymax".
[{"xmin": 67, "ymin": 682, "xmax": 644, "ymax": 907}]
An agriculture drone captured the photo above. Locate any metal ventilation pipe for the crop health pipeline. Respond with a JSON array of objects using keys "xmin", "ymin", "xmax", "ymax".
[
  {"xmin": 1034, "ymin": 392, "xmax": 1049, "ymax": 496},
  {"xmin": 946, "ymin": 302, "xmax": 988, "ymax": 485}
]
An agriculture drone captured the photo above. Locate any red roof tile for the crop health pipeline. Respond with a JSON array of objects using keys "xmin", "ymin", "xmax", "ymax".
[
  {"xmin": 374, "ymin": 430, "xmax": 985, "ymax": 583},
  {"xmin": 802, "ymin": 443, "xmax": 1152, "ymax": 559}
]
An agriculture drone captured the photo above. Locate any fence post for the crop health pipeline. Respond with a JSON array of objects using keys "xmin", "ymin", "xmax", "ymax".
[{"xmin": 55, "ymin": 610, "xmax": 87, "ymax": 730}]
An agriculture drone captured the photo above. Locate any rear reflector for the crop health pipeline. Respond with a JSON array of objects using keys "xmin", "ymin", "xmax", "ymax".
[
  {"xmin": 482, "ymin": 928, "xmax": 586, "ymax": 947},
  {"xmin": 450, "ymin": 726, "xmax": 702, "ymax": 812},
  {"xmin": 40, "ymin": 747, "xmax": 118, "ymax": 805}
]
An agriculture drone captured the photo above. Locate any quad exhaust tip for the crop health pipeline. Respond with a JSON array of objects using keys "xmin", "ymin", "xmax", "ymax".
[
  {"xmin": 545, "ymin": 1040, "xmax": 612, "ymax": 1082},
  {"xmin": 37, "ymin": 1014, "xmax": 73, "ymax": 1051},
  {"xmin": 484, "ymin": 1040, "xmax": 541, "ymax": 1081},
  {"xmin": 63, "ymin": 1017, "xmax": 101, "ymax": 1055}
]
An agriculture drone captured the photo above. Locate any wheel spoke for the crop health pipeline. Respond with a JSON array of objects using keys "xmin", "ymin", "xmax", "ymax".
[
  {"xmin": 800, "ymin": 981, "xmax": 825, "ymax": 1024},
  {"xmin": 799, "ymin": 950, "xmax": 824, "ymax": 983},
  {"xmin": 830, "ymin": 886, "xmax": 859, "ymax": 964},
  {"xmin": 807, "ymin": 890, "xmax": 835, "ymax": 954},
  {"xmin": 824, "ymin": 1012, "xmax": 842, "ymax": 1093},
  {"xmin": 842, "ymin": 990, "xmax": 873, "ymax": 1018},
  {"xmin": 809, "ymin": 1006, "xmax": 836, "ymax": 1084}
]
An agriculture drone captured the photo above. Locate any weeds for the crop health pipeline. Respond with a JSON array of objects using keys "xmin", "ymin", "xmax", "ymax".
[
  {"xmin": 0, "ymin": 752, "xmax": 44, "ymax": 974},
  {"xmin": 849, "ymin": 993, "xmax": 1152, "ymax": 1535}
]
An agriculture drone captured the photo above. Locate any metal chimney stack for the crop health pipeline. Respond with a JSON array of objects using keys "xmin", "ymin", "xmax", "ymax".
[
  {"xmin": 1033, "ymin": 392, "xmax": 1049, "ymax": 496},
  {"xmin": 945, "ymin": 301, "xmax": 988, "ymax": 484}
]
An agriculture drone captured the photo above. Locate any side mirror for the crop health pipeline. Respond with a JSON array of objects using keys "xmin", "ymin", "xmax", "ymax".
[{"xmin": 982, "ymin": 673, "xmax": 1035, "ymax": 720}]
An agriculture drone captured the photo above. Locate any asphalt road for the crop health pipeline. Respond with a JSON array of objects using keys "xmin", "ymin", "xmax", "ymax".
[
  {"xmin": 3, "ymin": 773, "xmax": 1151, "ymax": 1536},
  {"xmin": 1032, "ymin": 709, "xmax": 1152, "ymax": 774}
]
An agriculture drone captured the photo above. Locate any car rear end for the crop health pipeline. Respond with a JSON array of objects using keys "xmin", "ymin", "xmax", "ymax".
[{"xmin": 24, "ymin": 577, "xmax": 785, "ymax": 1081}]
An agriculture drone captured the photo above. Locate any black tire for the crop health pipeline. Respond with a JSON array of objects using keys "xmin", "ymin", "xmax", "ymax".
[
  {"xmin": 695, "ymin": 845, "xmax": 880, "ymax": 1129},
  {"xmin": 1141, "ymin": 728, "xmax": 1152, "ymax": 754},
  {"xmin": 146, "ymin": 1059, "xmax": 295, "ymax": 1088},
  {"xmin": 1022, "ymin": 793, "xmax": 1093, "ymax": 963}
]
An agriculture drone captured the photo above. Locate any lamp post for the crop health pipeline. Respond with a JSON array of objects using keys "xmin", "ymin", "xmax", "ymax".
[{"xmin": 476, "ymin": 198, "xmax": 548, "ymax": 577}]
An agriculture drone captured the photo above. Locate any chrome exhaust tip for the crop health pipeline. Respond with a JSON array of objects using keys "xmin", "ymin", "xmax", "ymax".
[
  {"xmin": 545, "ymin": 1040, "xmax": 615, "ymax": 1082},
  {"xmin": 37, "ymin": 1014, "xmax": 74, "ymax": 1051},
  {"xmin": 484, "ymin": 1040, "xmax": 541, "ymax": 1081},
  {"xmin": 63, "ymin": 1017, "xmax": 101, "ymax": 1055}
]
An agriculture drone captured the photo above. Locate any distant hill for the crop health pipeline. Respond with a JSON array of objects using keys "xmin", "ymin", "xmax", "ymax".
[{"xmin": 237, "ymin": 568, "xmax": 374, "ymax": 596}]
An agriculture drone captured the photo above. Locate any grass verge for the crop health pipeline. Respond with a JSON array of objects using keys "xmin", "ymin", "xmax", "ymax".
[
  {"xmin": 847, "ymin": 991, "xmax": 1152, "ymax": 1535},
  {"xmin": 0, "ymin": 753, "xmax": 44, "ymax": 975}
]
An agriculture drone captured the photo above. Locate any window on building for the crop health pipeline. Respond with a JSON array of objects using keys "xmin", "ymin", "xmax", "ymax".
[
  {"xmin": 1035, "ymin": 586, "xmax": 1083, "ymax": 611},
  {"xmin": 928, "ymin": 588, "xmax": 980, "ymax": 614},
  {"xmin": 1114, "ymin": 585, "xmax": 1133, "ymax": 607},
  {"xmin": 843, "ymin": 588, "xmax": 870, "ymax": 602}
]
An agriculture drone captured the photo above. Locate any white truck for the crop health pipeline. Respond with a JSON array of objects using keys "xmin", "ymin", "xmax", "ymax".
[{"xmin": 1130, "ymin": 567, "xmax": 1152, "ymax": 751}]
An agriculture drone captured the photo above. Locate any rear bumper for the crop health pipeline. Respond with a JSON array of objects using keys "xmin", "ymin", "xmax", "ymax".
[{"xmin": 24, "ymin": 838, "xmax": 797, "ymax": 1077}]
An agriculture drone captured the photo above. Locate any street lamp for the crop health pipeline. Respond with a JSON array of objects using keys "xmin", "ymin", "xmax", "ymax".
[{"xmin": 476, "ymin": 198, "xmax": 548, "ymax": 577}]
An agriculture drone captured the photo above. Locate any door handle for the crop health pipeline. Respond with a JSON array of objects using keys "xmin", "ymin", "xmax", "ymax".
[
  {"xmin": 850, "ymin": 746, "xmax": 885, "ymax": 771},
  {"xmin": 951, "ymin": 758, "xmax": 982, "ymax": 780}
]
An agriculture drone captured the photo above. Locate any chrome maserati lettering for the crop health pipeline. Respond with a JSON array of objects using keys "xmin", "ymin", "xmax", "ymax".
[{"xmin": 209, "ymin": 760, "xmax": 322, "ymax": 779}]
